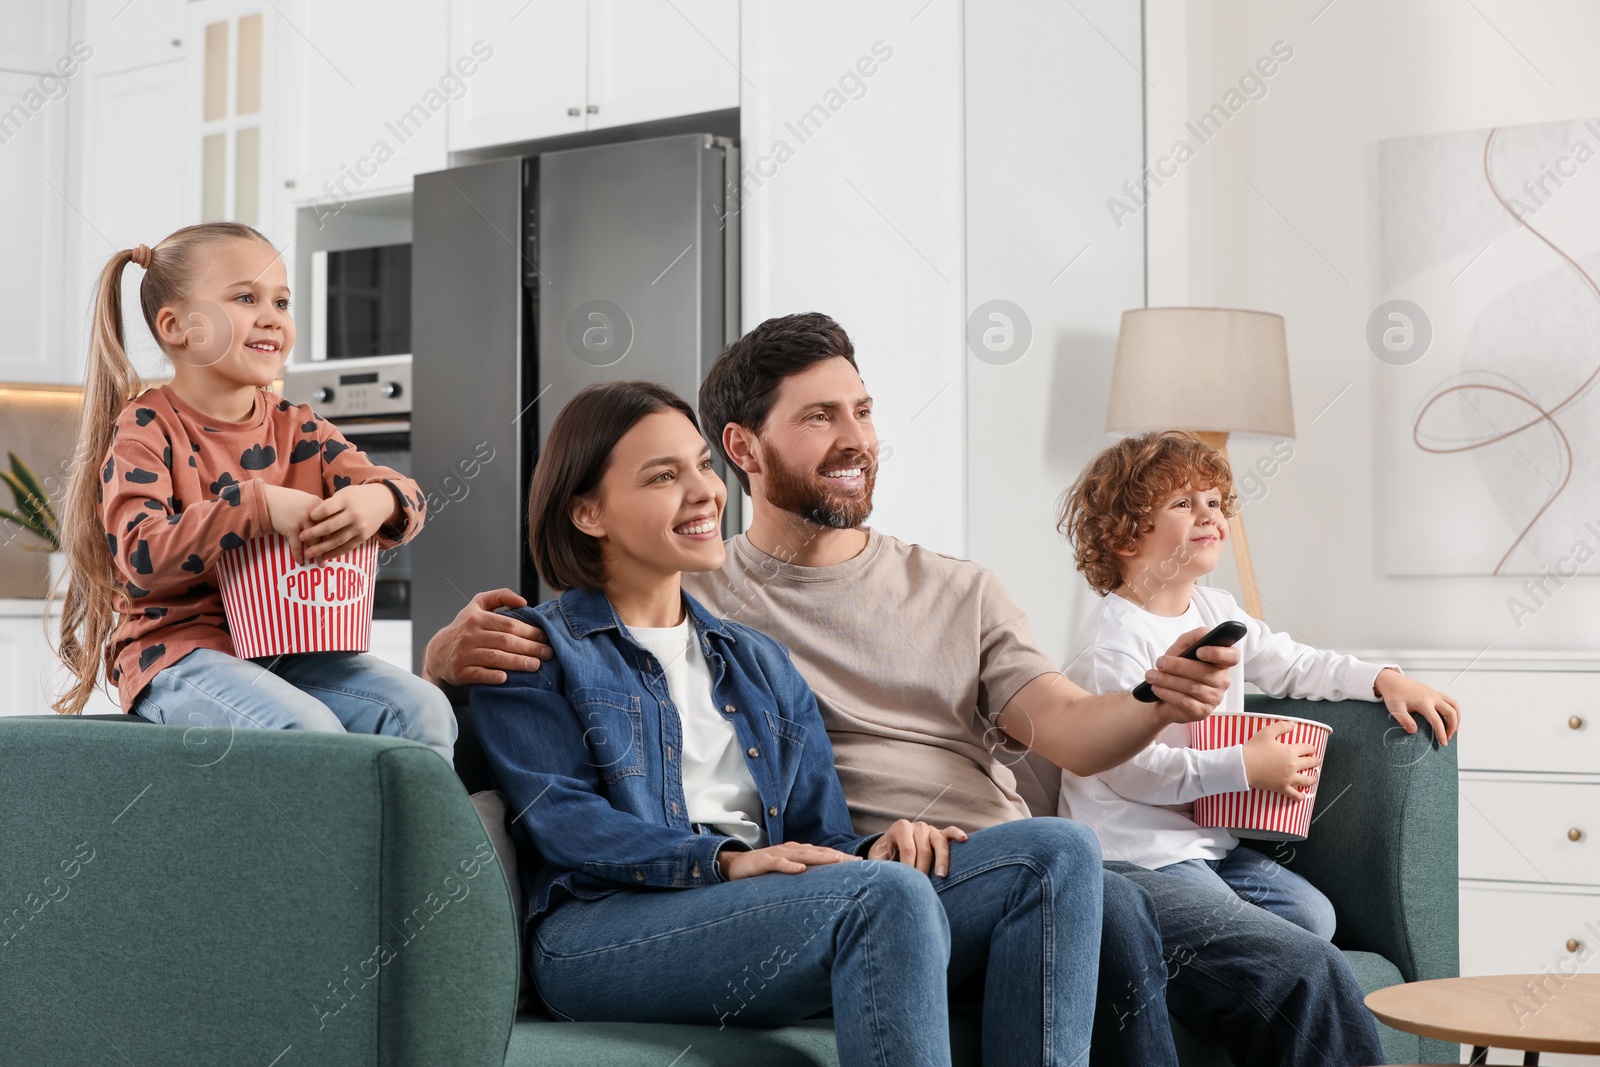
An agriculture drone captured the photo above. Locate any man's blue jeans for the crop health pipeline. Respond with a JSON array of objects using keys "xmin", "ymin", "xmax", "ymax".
[
  {"xmin": 1159, "ymin": 846, "xmax": 1338, "ymax": 940},
  {"xmin": 531, "ymin": 818, "xmax": 1105, "ymax": 1067},
  {"xmin": 132, "ymin": 647, "xmax": 457, "ymax": 764},
  {"xmin": 1096, "ymin": 860, "xmax": 1387, "ymax": 1067}
]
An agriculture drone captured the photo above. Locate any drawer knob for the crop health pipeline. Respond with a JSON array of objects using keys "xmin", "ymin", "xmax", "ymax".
[
  {"xmin": 1569, "ymin": 827, "xmax": 1584, "ymax": 842},
  {"xmin": 1568, "ymin": 938, "xmax": 1582, "ymax": 953},
  {"xmin": 1571, "ymin": 715, "xmax": 1585, "ymax": 730}
]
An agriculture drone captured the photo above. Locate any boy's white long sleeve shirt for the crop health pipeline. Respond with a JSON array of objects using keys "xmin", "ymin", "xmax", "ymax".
[{"xmin": 1058, "ymin": 586, "xmax": 1392, "ymax": 869}]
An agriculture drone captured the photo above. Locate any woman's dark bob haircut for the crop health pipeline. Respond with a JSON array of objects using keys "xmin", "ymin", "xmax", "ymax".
[{"xmin": 528, "ymin": 379, "xmax": 700, "ymax": 591}]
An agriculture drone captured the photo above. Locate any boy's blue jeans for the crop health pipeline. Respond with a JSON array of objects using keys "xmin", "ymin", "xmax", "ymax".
[
  {"xmin": 1158, "ymin": 844, "xmax": 1338, "ymax": 940},
  {"xmin": 1097, "ymin": 858, "xmax": 1386, "ymax": 1067},
  {"xmin": 132, "ymin": 647, "xmax": 457, "ymax": 765},
  {"xmin": 530, "ymin": 818, "xmax": 1105, "ymax": 1067}
]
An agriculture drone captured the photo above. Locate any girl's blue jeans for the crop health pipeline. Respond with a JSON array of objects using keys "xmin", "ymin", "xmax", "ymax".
[{"xmin": 132, "ymin": 646, "xmax": 457, "ymax": 765}]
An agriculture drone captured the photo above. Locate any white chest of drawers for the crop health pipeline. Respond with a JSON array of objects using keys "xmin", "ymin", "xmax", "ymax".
[{"xmin": 1355, "ymin": 651, "xmax": 1600, "ymax": 1067}]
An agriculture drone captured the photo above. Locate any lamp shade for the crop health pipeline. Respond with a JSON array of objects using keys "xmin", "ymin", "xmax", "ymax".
[{"xmin": 1105, "ymin": 307, "xmax": 1295, "ymax": 439}]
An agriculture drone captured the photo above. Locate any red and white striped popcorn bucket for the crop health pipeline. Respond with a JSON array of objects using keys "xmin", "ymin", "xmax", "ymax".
[
  {"xmin": 216, "ymin": 534, "xmax": 377, "ymax": 659},
  {"xmin": 1188, "ymin": 713, "xmax": 1333, "ymax": 841}
]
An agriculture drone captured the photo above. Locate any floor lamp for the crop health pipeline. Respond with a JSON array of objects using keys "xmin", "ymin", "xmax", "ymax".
[{"xmin": 1104, "ymin": 307, "xmax": 1296, "ymax": 620}]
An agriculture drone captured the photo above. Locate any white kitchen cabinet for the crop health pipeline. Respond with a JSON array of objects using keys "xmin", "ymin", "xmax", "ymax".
[
  {"xmin": 447, "ymin": 0, "xmax": 736, "ymax": 152},
  {"xmin": 585, "ymin": 0, "xmax": 738, "ymax": 131},
  {"xmin": 276, "ymin": 0, "xmax": 452, "ymax": 212},
  {"xmin": 79, "ymin": 0, "xmax": 189, "ymax": 74},
  {"xmin": 0, "ymin": 0, "xmax": 69, "ymax": 72},
  {"xmin": 0, "ymin": 70, "xmax": 70, "ymax": 384},
  {"xmin": 0, "ymin": 606, "xmax": 40, "ymax": 716},
  {"xmin": 447, "ymin": 0, "xmax": 588, "ymax": 150},
  {"xmin": 0, "ymin": 603, "xmax": 120, "ymax": 717},
  {"xmin": 186, "ymin": 2, "xmax": 292, "ymax": 244},
  {"xmin": 69, "ymin": 53, "xmax": 195, "ymax": 382},
  {"xmin": 368, "ymin": 619, "xmax": 413, "ymax": 674}
]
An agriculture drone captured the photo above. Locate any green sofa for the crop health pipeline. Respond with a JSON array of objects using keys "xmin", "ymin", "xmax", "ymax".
[{"xmin": 1, "ymin": 695, "xmax": 1456, "ymax": 1065}]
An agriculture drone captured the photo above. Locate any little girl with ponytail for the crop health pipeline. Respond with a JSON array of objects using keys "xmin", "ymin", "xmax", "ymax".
[{"xmin": 53, "ymin": 222, "xmax": 455, "ymax": 763}]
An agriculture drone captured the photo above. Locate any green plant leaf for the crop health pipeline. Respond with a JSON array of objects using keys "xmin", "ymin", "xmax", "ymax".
[
  {"xmin": 1, "ymin": 456, "xmax": 61, "ymax": 550},
  {"xmin": 3, "ymin": 478, "xmax": 47, "ymax": 529},
  {"xmin": 0, "ymin": 468, "xmax": 28, "ymax": 506},
  {"xmin": 0, "ymin": 507, "xmax": 55, "ymax": 548},
  {"xmin": 8, "ymin": 453, "xmax": 57, "ymax": 526},
  {"xmin": 0, "ymin": 506, "xmax": 40, "ymax": 530}
]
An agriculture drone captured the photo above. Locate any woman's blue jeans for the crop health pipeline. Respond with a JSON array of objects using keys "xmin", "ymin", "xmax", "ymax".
[{"xmin": 531, "ymin": 818, "xmax": 1105, "ymax": 1067}]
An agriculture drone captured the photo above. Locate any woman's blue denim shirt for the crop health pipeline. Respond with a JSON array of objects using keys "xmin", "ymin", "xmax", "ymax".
[{"xmin": 471, "ymin": 585, "xmax": 878, "ymax": 928}]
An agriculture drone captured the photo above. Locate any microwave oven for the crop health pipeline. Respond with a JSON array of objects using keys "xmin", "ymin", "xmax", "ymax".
[{"xmin": 309, "ymin": 243, "xmax": 412, "ymax": 361}]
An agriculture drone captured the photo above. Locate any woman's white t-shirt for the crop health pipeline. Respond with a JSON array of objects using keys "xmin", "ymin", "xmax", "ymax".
[{"xmin": 627, "ymin": 617, "xmax": 766, "ymax": 847}]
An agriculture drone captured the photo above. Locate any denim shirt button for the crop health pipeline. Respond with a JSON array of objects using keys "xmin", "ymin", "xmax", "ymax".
[
  {"xmin": 767, "ymin": 806, "xmax": 778, "ymax": 817},
  {"xmin": 633, "ymin": 870, "xmax": 645, "ymax": 881},
  {"xmin": 691, "ymin": 862, "xmax": 702, "ymax": 879},
  {"xmin": 723, "ymin": 704, "xmax": 736, "ymax": 714},
  {"xmin": 746, "ymin": 747, "xmax": 759, "ymax": 758}
]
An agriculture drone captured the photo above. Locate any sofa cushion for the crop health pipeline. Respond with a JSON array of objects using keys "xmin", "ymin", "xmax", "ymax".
[
  {"xmin": 1343, "ymin": 950, "xmax": 1419, "ymax": 1065},
  {"xmin": 470, "ymin": 789, "xmax": 531, "ymax": 1013},
  {"xmin": 503, "ymin": 1003, "xmax": 985, "ymax": 1067}
]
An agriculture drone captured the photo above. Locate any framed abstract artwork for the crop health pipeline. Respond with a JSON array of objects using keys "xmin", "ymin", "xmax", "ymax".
[{"xmin": 1379, "ymin": 117, "xmax": 1600, "ymax": 577}]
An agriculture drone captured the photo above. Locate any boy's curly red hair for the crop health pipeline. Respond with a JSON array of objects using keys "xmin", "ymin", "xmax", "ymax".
[{"xmin": 1058, "ymin": 431, "xmax": 1239, "ymax": 596}]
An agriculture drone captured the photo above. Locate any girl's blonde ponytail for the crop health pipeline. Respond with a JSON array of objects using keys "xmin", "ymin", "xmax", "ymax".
[{"xmin": 52, "ymin": 249, "xmax": 143, "ymax": 713}]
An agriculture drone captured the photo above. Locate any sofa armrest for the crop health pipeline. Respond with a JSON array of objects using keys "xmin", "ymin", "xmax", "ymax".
[
  {"xmin": 0, "ymin": 717, "xmax": 518, "ymax": 1067},
  {"xmin": 1241, "ymin": 695, "xmax": 1459, "ymax": 985}
]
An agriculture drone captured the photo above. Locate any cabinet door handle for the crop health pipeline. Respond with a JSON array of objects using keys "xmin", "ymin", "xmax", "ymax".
[
  {"xmin": 1568, "ymin": 938, "xmax": 1582, "ymax": 953},
  {"xmin": 1569, "ymin": 827, "xmax": 1584, "ymax": 842},
  {"xmin": 1571, "ymin": 715, "xmax": 1584, "ymax": 730},
  {"xmin": 567, "ymin": 107, "xmax": 581, "ymax": 117},
  {"xmin": 586, "ymin": 104, "xmax": 599, "ymax": 114}
]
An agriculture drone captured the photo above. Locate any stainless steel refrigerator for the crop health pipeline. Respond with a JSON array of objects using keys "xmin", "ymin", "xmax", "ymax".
[{"xmin": 411, "ymin": 133, "xmax": 740, "ymax": 670}]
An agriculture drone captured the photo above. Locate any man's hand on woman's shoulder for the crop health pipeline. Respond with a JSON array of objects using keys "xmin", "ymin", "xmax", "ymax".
[{"xmin": 423, "ymin": 587, "xmax": 553, "ymax": 687}]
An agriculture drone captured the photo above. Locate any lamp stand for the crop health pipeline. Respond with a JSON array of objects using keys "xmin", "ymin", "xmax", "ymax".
[{"xmin": 1195, "ymin": 431, "xmax": 1264, "ymax": 620}]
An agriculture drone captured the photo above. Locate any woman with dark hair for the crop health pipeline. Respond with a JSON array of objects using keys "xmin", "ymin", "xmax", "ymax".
[{"xmin": 470, "ymin": 381, "xmax": 969, "ymax": 1067}]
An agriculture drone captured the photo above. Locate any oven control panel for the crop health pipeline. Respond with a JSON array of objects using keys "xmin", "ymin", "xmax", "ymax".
[{"xmin": 280, "ymin": 355, "xmax": 411, "ymax": 420}]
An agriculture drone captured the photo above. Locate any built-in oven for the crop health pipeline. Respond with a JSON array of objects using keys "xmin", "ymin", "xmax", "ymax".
[{"xmin": 280, "ymin": 354, "xmax": 413, "ymax": 620}]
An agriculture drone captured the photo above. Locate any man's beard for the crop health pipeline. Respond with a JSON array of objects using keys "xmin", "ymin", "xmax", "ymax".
[{"xmin": 760, "ymin": 442, "xmax": 876, "ymax": 530}]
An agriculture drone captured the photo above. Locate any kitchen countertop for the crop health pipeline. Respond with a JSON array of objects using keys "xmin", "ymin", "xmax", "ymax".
[{"xmin": 0, "ymin": 598, "xmax": 56, "ymax": 618}]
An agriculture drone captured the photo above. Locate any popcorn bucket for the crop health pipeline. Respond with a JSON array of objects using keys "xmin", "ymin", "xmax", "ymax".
[
  {"xmin": 1188, "ymin": 713, "xmax": 1332, "ymax": 841},
  {"xmin": 215, "ymin": 534, "xmax": 377, "ymax": 658}
]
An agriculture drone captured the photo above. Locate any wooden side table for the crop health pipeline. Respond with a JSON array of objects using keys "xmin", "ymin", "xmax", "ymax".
[{"xmin": 1366, "ymin": 974, "xmax": 1600, "ymax": 1065}]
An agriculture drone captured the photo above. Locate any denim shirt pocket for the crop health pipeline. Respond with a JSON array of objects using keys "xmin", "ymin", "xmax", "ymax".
[
  {"xmin": 763, "ymin": 710, "xmax": 809, "ymax": 794},
  {"xmin": 572, "ymin": 686, "xmax": 646, "ymax": 784}
]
